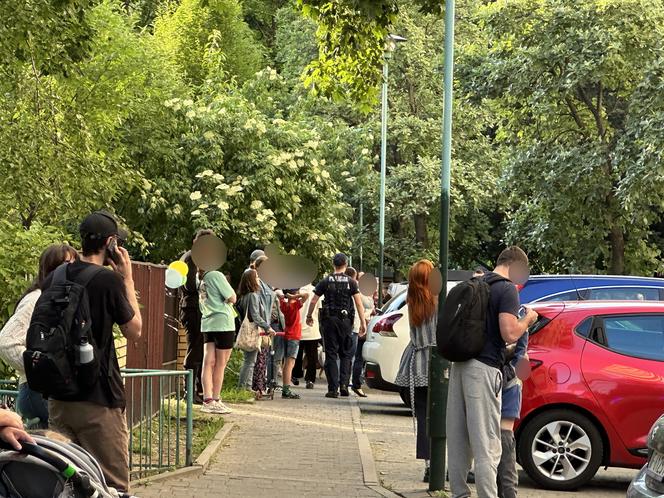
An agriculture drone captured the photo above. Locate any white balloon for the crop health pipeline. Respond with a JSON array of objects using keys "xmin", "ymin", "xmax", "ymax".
[{"xmin": 165, "ymin": 268, "xmax": 184, "ymax": 289}]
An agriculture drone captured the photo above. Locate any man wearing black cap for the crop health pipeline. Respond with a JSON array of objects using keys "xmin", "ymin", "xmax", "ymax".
[
  {"xmin": 306, "ymin": 253, "xmax": 366, "ymax": 398},
  {"xmin": 44, "ymin": 211, "xmax": 142, "ymax": 494}
]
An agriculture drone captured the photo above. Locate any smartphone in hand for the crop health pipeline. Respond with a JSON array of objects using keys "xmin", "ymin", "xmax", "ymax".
[{"xmin": 106, "ymin": 239, "xmax": 123, "ymax": 266}]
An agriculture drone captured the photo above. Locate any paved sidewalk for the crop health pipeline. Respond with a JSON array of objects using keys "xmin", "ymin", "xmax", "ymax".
[
  {"xmin": 358, "ymin": 390, "xmax": 634, "ymax": 498},
  {"xmin": 135, "ymin": 383, "xmax": 383, "ymax": 498}
]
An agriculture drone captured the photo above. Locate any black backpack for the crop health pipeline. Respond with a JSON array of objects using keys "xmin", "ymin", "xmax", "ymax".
[
  {"xmin": 436, "ymin": 274, "xmax": 508, "ymax": 362},
  {"xmin": 24, "ymin": 263, "xmax": 103, "ymax": 398}
]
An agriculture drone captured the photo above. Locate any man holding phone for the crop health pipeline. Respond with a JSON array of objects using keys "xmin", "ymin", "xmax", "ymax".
[{"xmin": 44, "ymin": 211, "xmax": 142, "ymax": 493}]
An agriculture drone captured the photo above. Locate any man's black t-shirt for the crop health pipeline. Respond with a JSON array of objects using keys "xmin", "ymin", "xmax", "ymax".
[
  {"xmin": 476, "ymin": 272, "xmax": 520, "ymax": 369},
  {"xmin": 42, "ymin": 261, "xmax": 135, "ymax": 408}
]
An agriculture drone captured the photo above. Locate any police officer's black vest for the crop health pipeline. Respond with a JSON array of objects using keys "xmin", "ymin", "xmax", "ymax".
[{"xmin": 321, "ymin": 273, "xmax": 355, "ymax": 321}]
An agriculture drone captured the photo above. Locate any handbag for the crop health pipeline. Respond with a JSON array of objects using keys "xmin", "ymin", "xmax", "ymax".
[{"xmin": 235, "ymin": 307, "xmax": 261, "ymax": 352}]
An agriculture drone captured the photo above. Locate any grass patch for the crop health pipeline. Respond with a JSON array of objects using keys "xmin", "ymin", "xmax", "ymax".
[
  {"xmin": 129, "ymin": 399, "xmax": 226, "ymax": 480},
  {"xmin": 220, "ymin": 387, "xmax": 255, "ymax": 403},
  {"xmin": 192, "ymin": 416, "xmax": 225, "ymax": 457}
]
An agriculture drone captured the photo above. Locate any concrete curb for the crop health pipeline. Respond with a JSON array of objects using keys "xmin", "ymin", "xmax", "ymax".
[
  {"xmin": 349, "ymin": 397, "xmax": 402, "ymax": 498},
  {"xmin": 132, "ymin": 422, "xmax": 236, "ymax": 488},
  {"xmin": 195, "ymin": 422, "xmax": 235, "ymax": 470}
]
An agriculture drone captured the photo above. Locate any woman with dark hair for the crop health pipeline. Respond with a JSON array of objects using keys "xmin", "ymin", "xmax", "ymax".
[
  {"xmin": 394, "ymin": 259, "xmax": 438, "ymax": 483},
  {"xmin": 236, "ymin": 269, "xmax": 272, "ymax": 391},
  {"xmin": 0, "ymin": 244, "xmax": 78, "ymax": 427}
]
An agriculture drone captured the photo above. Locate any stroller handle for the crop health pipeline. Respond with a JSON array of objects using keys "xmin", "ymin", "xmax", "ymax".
[{"xmin": 0, "ymin": 440, "xmax": 98, "ymax": 496}]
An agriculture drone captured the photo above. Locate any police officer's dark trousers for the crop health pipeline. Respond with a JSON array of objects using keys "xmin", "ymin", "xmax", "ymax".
[{"xmin": 321, "ymin": 316, "xmax": 354, "ymax": 392}]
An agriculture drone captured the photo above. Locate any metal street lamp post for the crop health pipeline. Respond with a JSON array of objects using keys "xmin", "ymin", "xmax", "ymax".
[
  {"xmin": 378, "ymin": 34, "xmax": 406, "ymax": 307},
  {"xmin": 428, "ymin": 0, "xmax": 455, "ymax": 492}
]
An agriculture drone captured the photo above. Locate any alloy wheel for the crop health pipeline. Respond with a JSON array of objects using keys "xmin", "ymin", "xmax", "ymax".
[{"xmin": 531, "ymin": 420, "xmax": 592, "ymax": 481}]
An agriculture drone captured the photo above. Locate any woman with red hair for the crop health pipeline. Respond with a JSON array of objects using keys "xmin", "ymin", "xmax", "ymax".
[{"xmin": 395, "ymin": 259, "xmax": 438, "ymax": 483}]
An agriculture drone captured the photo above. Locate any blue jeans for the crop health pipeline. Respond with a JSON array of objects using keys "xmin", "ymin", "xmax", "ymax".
[
  {"xmin": 351, "ymin": 333, "xmax": 366, "ymax": 389},
  {"xmin": 17, "ymin": 382, "xmax": 48, "ymax": 428},
  {"xmin": 239, "ymin": 350, "xmax": 258, "ymax": 390}
]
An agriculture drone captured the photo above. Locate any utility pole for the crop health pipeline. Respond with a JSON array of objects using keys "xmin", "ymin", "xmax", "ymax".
[
  {"xmin": 359, "ymin": 202, "xmax": 364, "ymax": 272},
  {"xmin": 378, "ymin": 51, "xmax": 389, "ymax": 308},
  {"xmin": 378, "ymin": 34, "xmax": 406, "ymax": 308},
  {"xmin": 428, "ymin": 0, "xmax": 455, "ymax": 492}
]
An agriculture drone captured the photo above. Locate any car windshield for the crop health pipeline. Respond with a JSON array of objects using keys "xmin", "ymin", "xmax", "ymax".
[
  {"xmin": 378, "ymin": 281, "xmax": 461, "ymax": 314},
  {"xmin": 380, "ymin": 290, "xmax": 408, "ymax": 314}
]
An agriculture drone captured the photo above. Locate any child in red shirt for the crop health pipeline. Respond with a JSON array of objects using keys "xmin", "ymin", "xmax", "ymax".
[{"xmin": 276, "ymin": 289, "xmax": 308, "ymax": 399}]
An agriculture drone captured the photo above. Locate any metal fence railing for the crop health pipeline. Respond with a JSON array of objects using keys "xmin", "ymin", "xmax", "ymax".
[
  {"xmin": 124, "ymin": 368, "xmax": 194, "ymax": 481},
  {"xmin": 0, "ymin": 369, "xmax": 193, "ymax": 481}
]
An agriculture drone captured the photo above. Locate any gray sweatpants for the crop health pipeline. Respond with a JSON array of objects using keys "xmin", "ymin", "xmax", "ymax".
[
  {"xmin": 447, "ymin": 359, "xmax": 503, "ymax": 498},
  {"xmin": 498, "ymin": 429, "xmax": 518, "ymax": 498}
]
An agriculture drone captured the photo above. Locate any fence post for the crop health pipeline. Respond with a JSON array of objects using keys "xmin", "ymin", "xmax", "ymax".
[{"xmin": 185, "ymin": 369, "xmax": 194, "ymax": 466}]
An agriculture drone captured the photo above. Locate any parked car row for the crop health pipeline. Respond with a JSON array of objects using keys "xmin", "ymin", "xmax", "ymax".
[{"xmin": 362, "ymin": 273, "xmax": 664, "ymax": 490}]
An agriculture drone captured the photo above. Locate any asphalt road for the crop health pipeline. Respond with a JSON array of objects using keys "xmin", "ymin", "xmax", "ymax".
[{"xmin": 357, "ymin": 389, "xmax": 635, "ymax": 498}]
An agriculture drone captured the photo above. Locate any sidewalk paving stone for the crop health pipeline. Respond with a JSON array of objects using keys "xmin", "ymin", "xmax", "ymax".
[{"xmin": 135, "ymin": 383, "xmax": 383, "ymax": 498}]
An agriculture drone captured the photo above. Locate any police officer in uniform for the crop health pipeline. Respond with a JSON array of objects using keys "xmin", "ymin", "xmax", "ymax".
[{"xmin": 306, "ymin": 253, "xmax": 367, "ymax": 398}]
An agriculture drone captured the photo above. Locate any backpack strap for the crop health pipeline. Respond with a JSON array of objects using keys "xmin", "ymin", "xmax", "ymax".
[
  {"xmin": 52, "ymin": 263, "xmax": 70, "ymax": 285},
  {"xmin": 74, "ymin": 265, "xmax": 106, "ymax": 288},
  {"xmin": 483, "ymin": 273, "xmax": 510, "ymax": 286}
]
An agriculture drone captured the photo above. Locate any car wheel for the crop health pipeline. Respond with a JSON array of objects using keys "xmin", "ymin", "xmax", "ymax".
[
  {"xmin": 518, "ymin": 409, "xmax": 603, "ymax": 491},
  {"xmin": 399, "ymin": 387, "xmax": 411, "ymax": 408}
]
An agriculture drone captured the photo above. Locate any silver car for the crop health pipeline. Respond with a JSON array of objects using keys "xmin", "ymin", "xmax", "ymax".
[{"xmin": 628, "ymin": 414, "xmax": 664, "ymax": 497}]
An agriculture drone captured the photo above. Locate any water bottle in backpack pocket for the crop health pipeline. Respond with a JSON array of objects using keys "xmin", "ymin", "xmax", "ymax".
[
  {"xmin": 436, "ymin": 274, "xmax": 508, "ymax": 362},
  {"xmin": 23, "ymin": 264, "xmax": 102, "ymax": 399}
]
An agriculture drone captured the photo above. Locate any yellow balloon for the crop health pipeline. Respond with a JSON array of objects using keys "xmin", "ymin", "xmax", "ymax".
[{"xmin": 169, "ymin": 260, "xmax": 189, "ymax": 277}]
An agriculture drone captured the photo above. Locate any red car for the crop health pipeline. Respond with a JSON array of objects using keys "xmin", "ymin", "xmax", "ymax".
[{"xmin": 516, "ymin": 301, "xmax": 664, "ymax": 490}]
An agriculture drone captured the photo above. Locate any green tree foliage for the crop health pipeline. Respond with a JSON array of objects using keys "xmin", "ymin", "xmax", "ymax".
[
  {"xmin": 295, "ymin": 0, "xmax": 443, "ymax": 109},
  {"xmin": 0, "ymin": 222, "xmax": 66, "ymax": 324},
  {"xmin": 183, "ymin": 71, "xmax": 354, "ymax": 273},
  {"xmin": 464, "ymin": 0, "xmax": 664, "ymax": 274},
  {"xmin": 154, "ymin": 0, "xmax": 265, "ymax": 86},
  {"xmin": 378, "ymin": 5, "xmax": 503, "ymax": 276},
  {"xmin": 0, "ymin": 0, "xmax": 100, "ymax": 74}
]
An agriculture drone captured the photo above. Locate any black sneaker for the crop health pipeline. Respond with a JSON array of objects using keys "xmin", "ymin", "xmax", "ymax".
[
  {"xmin": 306, "ymin": 381, "xmax": 315, "ymax": 389},
  {"xmin": 325, "ymin": 391, "xmax": 339, "ymax": 398},
  {"xmin": 340, "ymin": 385, "xmax": 350, "ymax": 397},
  {"xmin": 292, "ymin": 378, "xmax": 300, "ymax": 386}
]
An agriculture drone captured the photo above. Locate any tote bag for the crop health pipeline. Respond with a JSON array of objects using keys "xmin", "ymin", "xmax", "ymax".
[{"xmin": 235, "ymin": 307, "xmax": 261, "ymax": 352}]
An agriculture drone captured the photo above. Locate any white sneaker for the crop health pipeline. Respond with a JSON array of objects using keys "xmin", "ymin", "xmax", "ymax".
[
  {"xmin": 215, "ymin": 400, "xmax": 232, "ymax": 414},
  {"xmin": 201, "ymin": 401, "xmax": 224, "ymax": 415}
]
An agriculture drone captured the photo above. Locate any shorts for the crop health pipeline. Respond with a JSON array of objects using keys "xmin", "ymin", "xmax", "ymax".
[
  {"xmin": 274, "ymin": 336, "xmax": 300, "ymax": 361},
  {"xmin": 203, "ymin": 331, "xmax": 234, "ymax": 350},
  {"xmin": 502, "ymin": 383, "xmax": 523, "ymax": 419}
]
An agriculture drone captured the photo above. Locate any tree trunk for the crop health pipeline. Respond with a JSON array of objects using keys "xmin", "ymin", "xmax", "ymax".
[
  {"xmin": 609, "ymin": 225, "xmax": 625, "ymax": 274},
  {"xmin": 414, "ymin": 213, "xmax": 429, "ymax": 248}
]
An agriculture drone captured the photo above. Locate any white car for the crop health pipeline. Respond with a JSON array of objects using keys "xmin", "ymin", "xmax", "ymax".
[{"xmin": 363, "ymin": 276, "xmax": 466, "ymax": 405}]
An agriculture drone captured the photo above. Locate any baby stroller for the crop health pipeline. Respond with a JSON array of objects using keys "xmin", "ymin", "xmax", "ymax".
[
  {"xmin": 252, "ymin": 331, "xmax": 285, "ymax": 401},
  {"xmin": 0, "ymin": 434, "xmax": 124, "ymax": 498}
]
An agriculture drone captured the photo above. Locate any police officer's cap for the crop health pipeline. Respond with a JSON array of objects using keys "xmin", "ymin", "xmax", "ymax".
[{"xmin": 333, "ymin": 253, "xmax": 349, "ymax": 267}]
